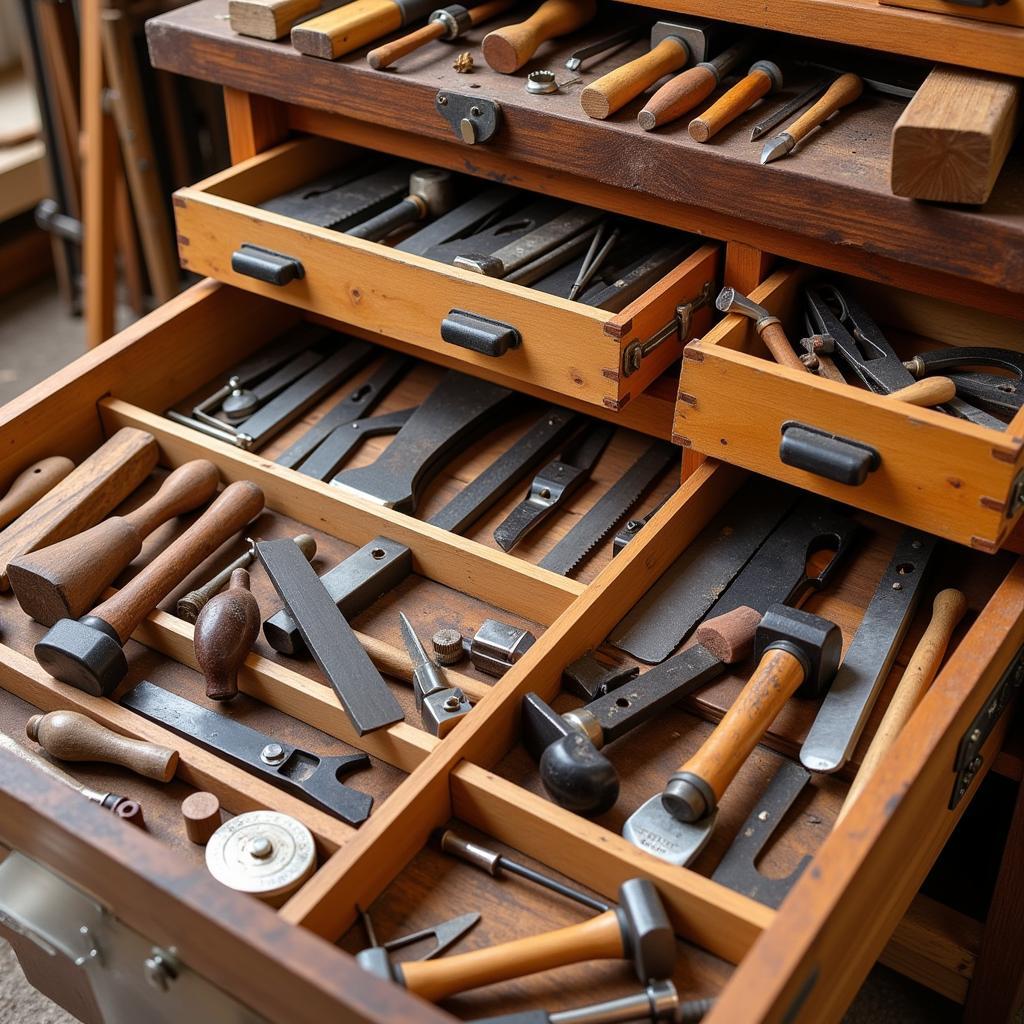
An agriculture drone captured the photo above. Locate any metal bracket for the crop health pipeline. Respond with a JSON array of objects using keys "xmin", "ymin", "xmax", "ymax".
[
  {"xmin": 950, "ymin": 648, "xmax": 1024, "ymax": 809},
  {"xmin": 435, "ymin": 92, "xmax": 501, "ymax": 144},
  {"xmin": 621, "ymin": 281, "xmax": 714, "ymax": 377},
  {"xmin": 1009, "ymin": 469, "xmax": 1024, "ymax": 518}
]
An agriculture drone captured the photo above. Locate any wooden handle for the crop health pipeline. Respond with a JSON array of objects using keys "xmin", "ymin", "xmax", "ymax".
[
  {"xmin": 689, "ymin": 67, "xmax": 775, "ymax": 143},
  {"xmin": 758, "ymin": 321, "xmax": 808, "ymax": 373},
  {"xmin": 837, "ymin": 589, "xmax": 967, "ymax": 825},
  {"xmin": 891, "ymin": 376, "xmax": 957, "ymax": 407},
  {"xmin": 122, "ymin": 460, "xmax": 220, "ymax": 538},
  {"xmin": 580, "ymin": 36, "xmax": 690, "ymax": 120},
  {"xmin": 90, "ymin": 480, "xmax": 265, "ymax": 642},
  {"xmin": 194, "ymin": 568, "xmax": 261, "ymax": 701},
  {"xmin": 229, "ymin": 0, "xmax": 324, "ymax": 40},
  {"xmin": 291, "ymin": 0, "xmax": 405, "ymax": 60},
  {"xmin": 679, "ymin": 647, "xmax": 806, "ymax": 804},
  {"xmin": 785, "ymin": 73, "xmax": 863, "ymax": 146},
  {"xmin": 482, "ymin": 0, "xmax": 595, "ymax": 74},
  {"xmin": 0, "ymin": 458, "xmax": 75, "ymax": 530},
  {"xmin": 638, "ymin": 64, "xmax": 718, "ymax": 131},
  {"xmin": 367, "ymin": 20, "xmax": 445, "ymax": 68},
  {"xmin": 27, "ymin": 709, "xmax": 179, "ymax": 782},
  {"xmin": 400, "ymin": 909, "xmax": 623, "ymax": 1002}
]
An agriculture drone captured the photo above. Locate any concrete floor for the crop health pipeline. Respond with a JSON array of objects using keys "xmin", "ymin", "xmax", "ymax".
[{"xmin": 0, "ymin": 280, "xmax": 963, "ymax": 1023}]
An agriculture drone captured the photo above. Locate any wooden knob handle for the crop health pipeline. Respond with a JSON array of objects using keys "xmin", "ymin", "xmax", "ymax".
[
  {"xmin": 482, "ymin": 0, "xmax": 595, "ymax": 73},
  {"xmin": 580, "ymin": 36, "xmax": 690, "ymax": 120},
  {"xmin": 694, "ymin": 605, "xmax": 762, "ymax": 663},
  {"xmin": 638, "ymin": 64, "xmax": 718, "ymax": 131},
  {"xmin": 90, "ymin": 480, "xmax": 265, "ymax": 642},
  {"xmin": 27, "ymin": 709, "xmax": 179, "ymax": 782},
  {"xmin": 194, "ymin": 568, "xmax": 261, "ymax": 701},
  {"xmin": 678, "ymin": 647, "xmax": 806, "ymax": 805},
  {"xmin": 785, "ymin": 72, "xmax": 863, "ymax": 147},
  {"xmin": 367, "ymin": 20, "xmax": 445, "ymax": 68},
  {"xmin": 0, "ymin": 457, "xmax": 75, "ymax": 530},
  {"xmin": 837, "ymin": 589, "xmax": 966, "ymax": 825},
  {"xmin": 689, "ymin": 65, "xmax": 778, "ymax": 143},
  {"xmin": 758, "ymin": 320, "xmax": 808, "ymax": 373},
  {"xmin": 400, "ymin": 909, "xmax": 623, "ymax": 1002},
  {"xmin": 182, "ymin": 791, "xmax": 222, "ymax": 844},
  {"xmin": 891, "ymin": 376, "xmax": 957, "ymax": 407},
  {"xmin": 122, "ymin": 460, "xmax": 220, "ymax": 538}
]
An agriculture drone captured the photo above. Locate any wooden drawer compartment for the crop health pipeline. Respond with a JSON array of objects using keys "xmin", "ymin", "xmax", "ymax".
[
  {"xmin": 0, "ymin": 280, "xmax": 1020, "ymax": 1024},
  {"xmin": 172, "ymin": 136, "xmax": 721, "ymax": 413},
  {"xmin": 675, "ymin": 267, "xmax": 1024, "ymax": 551}
]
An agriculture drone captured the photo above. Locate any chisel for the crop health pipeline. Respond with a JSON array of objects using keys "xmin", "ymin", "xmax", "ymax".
[
  {"xmin": 760, "ymin": 72, "xmax": 863, "ymax": 164},
  {"xmin": 292, "ymin": 0, "xmax": 437, "ymax": 60}
]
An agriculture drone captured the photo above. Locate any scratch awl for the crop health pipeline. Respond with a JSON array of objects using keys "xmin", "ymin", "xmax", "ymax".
[{"xmin": 761, "ymin": 72, "xmax": 863, "ymax": 163}]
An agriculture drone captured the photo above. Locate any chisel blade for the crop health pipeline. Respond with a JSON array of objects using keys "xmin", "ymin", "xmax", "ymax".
[
  {"xmin": 622, "ymin": 794, "xmax": 716, "ymax": 867},
  {"xmin": 257, "ymin": 539, "xmax": 403, "ymax": 735}
]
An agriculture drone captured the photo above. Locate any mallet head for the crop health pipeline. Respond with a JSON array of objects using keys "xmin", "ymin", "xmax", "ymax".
[
  {"xmin": 34, "ymin": 616, "xmax": 127, "ymax": 697},
  {"xmin": 540, "ymin": 732, "xmax": 619, "ymax": 817},
  {"xmin": 615, "ymin": 878, "xmax": 676, "ymax": 983},
  {"xmin": 755, "ymin": 604, "xmax": 841, "ymax": 697}
]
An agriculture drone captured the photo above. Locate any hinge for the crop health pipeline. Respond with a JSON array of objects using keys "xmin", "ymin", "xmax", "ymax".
[
  {"xmin": 950, "ymin": 648, "xmax": 1024, "ymax": 809},
  {"xmin": 1008, "ymin": 469, "xmax": 1024, "ymax": 517},
  {"xmin": 621, "ymin": 281, "xmax": 714, "ymax": 377}
]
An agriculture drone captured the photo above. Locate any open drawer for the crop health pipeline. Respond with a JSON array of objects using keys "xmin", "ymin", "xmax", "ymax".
[
  {"xmin": 172, "ymin": 136, "xmax": 721, "ymax": 413},
  {"xmin": 675, "ymin": 266, "xmax": 1024, "ymax": 551},
  {"xmin": 0, "ymin": 280, "xmax": 1020, "ymax": 1023}
]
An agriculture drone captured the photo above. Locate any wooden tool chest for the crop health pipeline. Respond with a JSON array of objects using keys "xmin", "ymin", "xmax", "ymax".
[{"xmin": 2, "ymin": 1, "xmax": 1023, "ymax": 1022}]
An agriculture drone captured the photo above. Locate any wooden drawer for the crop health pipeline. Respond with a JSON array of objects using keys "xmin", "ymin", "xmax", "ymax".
[
  {"xmin": 172, "ymin": 136, "xmax": 721, "ymax": 413},
  {"xmin": 0, "ymin": 281, "xmax": 1020, "ymax": 1023},
  {"xmin": 675, "ymin": 266, "xmax": 1024, "ymax": 551},
  {"xmin": 879, "ymin": 0, "xmax": 1024, "ymax": 27}
]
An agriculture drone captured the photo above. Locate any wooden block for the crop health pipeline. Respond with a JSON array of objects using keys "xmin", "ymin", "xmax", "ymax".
[
  {"xmin": 229, "ymin": 0, "xmax": 323, "ymax": 40},
  {"xmin": 891, "ymin": 66, "xmax": 1022, "ymax": 205},
  {"xmin": 182, "ymin": 791, "xmax": 222, "ymax": 844}
]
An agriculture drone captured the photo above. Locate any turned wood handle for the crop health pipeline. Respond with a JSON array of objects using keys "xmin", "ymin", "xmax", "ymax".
[
  {"xmin": 400, "ymin": 909, "xmax": 623, "ymax": 1002},
  {"xmin": 638, "ymin": 64, "xmax": 718, "ymax": 131},
  {"xmin": 291, "ymin": 0, "xmax": 405, "ymax": 60},
  {"xmin": 678, "ymin": 647, "xmax": 806, "ymax": 804},
  {"xmin": 785, "ymin": 72, "xmax": 863, "ymax": 147},
  {"xmin": 90, "ymin": 480, "xmax": 265, "ymax": 643},
  {"xmin": 122, "ymin": 460, "xmax": 220, "ymax": 538},
  {"xmin": 27, "ymin": 709, "xmax": 179, "ymax": 782},
  {"xmin": 194, "ymin": 568, "xmax": 261, "ymax": 701},
  {"xmin": 580, "ymin": 36, "xmax": 690, "ymax": 120},
  {"xmin": 367, "ymin": 20, "xmax": 444, "ymax": 68},
  {"xmin": 482, "ymin": 0, "xmax": 596, "ymax": 74},
  {"xmin": 689, "ymin": 66, "xmax": 776, "ymax": 143},
  {"xmin": 758, "ymin": 321, "xmax": 808, "ymax": 373},
  {"xmin": 837, "ymin": 589, "xmax": 967, "ymax": 825},
  {"xmin": 891, "ymin": 376, "xmax": 957, "ymax": 408},
  {"xmin": 0, "ymin": 458, "xmax": 75, "ymax": 530}
]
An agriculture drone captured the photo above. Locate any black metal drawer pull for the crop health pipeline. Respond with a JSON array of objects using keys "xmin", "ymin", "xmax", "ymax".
[
  {"xmin": 779, "ymin": 422, "xmax": 881, "ymax": 486},
  {"xmin": 441, "ymin": 310, "xmax": 521, "ymax": 357},
  {"xmin": 231, "ymin": 244, "xmax": 305, "ymax": 286}
]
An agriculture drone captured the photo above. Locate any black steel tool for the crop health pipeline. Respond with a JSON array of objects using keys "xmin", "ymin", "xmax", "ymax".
[
  {"xmin": 428, "ymin": 407, "xmax": 581, "ymax": 535},
  {"xmin": 395, "ymin": 185, "xmax": 518, "ymax": 258},
  {"xmin": 264, "ymin": 537, "xmax": 412, "ymax": 656},
  {"xmin": 523, "ymin": 496, "xmax": 860, "ymax": 816},
  {"xmin": 257, "ymin": 539, "xmax": 404, "ymax": 735},
  {"xmin": 333, "ymin": 372, "xmax": 518, "ymax": 514},
  {"xmin": 611, "ymin": 500, "xmax": 667, "ymax": 555},
  {"xmin": 609, "ymin": 480, "xmax": 796, "ymax": 664},
  {"xmin": 494, "ymin": 425, "xmax": 614, "ymax": 552},
  {"xmin": 538, "ymin": 442, "xmax": 675, "ymax": 576},
  {"xmin": 120, "ymin": 681, "xmax": 373, "ymax": 825},
  {"xmin": 398, "ymin": 612, "xmax": 471, "ymax": 736},
  {"xmin": 801, "ymin": 529, "xmax": 936, "ymax": 774},
  {"xmin": 562, "ymin": 651, "xmax": 638, "ymax": 701},
  {"xmin": 359, "ymin": 906, "xmax": 480, "ymax": 962},
  {"xmin": 904, "ymin": 346, "xmax": 1024, "ymax": 418},
  {"xmin": 275, "ymin": 352, "xmax": 412, "ymax": 471},
  {"xmin": 312, "ymin": 409, "xmax": 416, "ymax": 482}
]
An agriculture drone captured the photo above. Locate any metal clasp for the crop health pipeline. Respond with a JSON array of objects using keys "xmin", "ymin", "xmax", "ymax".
[{"xmin": 621, "ymin": 281, "xmax": 714, "ymax": 377}]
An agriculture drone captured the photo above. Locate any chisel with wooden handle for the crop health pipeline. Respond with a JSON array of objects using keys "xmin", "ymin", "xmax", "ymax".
[
  {"xmin": 482, "ymin": 0, "xmax": 595, "ymax": 74},
  {"xmin": 367, "ymin": 0, "xmax": 515, "ymax": 68},
  {"xmin": 760, "ymin": 72, "xmax": 864, "ymax": 163},
  {"xmin": 292, "ymin": 0, "xmax": 436, "ymax": 59},
  {"xmin": 689, "ymin": 59, "xmax": 783, "ymax": 143}
]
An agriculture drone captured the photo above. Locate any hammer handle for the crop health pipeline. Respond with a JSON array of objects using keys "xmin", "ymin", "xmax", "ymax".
[
  {"xmin": 482, "ymin": 0, "xmax": 595, "ymax": 74},
  {"xmin": 758, "ymin": 321, "xmax": 807, "ymax": 373},
  {"xmin": 638, "ymin": 64, "xmax": 718, "ymax": 130},
  {"xmin": 784, "ymin": 72, "xmax": 863, "ymax": 147},
  {"xmin": 689, "ymin": 67, "xmax": 774, "ymax": 143},
  {"xmin": 291, "ymin": 0, "xmax": 416, "ymax": 60},
  {"xmin": 399, "ymin": 909, "xmax": 623, "ymax": 1002},
  {"xmin": 678, "ymin": 647, "xmax": 805, "ymax": 805},
  {"xmin": 580, "ymin": 36, "xmax": 690, "ymax": 120},
  {"xmin": 121, "ymin": 460, "xmax": 220, "ymax": 538},
  {"xmin": 0, "ymin": 458, "xmax": 75, "ymax": 530},
  {"xmin": 367, "ymin": 20, "xmax": 445, "ymax": 68},
  {"xmin": 91, "ymin": 480, "xmax": 265, "ymax": 643},
  {"xmin": 837, "ymin": 589, "xmax": 966, "ymax": 825},
  {"xmin": 890, "ymin": 376, "xmax": 956, "ymax": 408}
]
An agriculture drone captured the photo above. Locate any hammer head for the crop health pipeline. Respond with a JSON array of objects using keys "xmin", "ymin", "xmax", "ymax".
[
  {"xmin": 615, "ymin": 878, "xmax": 676, "ymax": 983},
  {"xmin": 650, "ymin": 18, "xmax": 718, "ymax": 63},
  {"xmin": 755, "ymin": 604, "xmax": 841, "ymax": 698},
  {"xmin": 34, "ymin": 617, "xmax": 127, "ymax": 697}
]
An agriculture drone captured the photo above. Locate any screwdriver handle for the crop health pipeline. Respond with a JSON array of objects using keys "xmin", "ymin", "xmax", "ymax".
[
  {"xmin": 121, "ymin": 460, "xmax": 220, "ymax": 538},
  {"xmin": 0, "ymin": 458, "xmax": 75, "ymax": 530},
  {"xmin": 482, "ymin": 0, "xmax": 596, "ymax": 74},
  {"xmin": 580, "ymin": 36, "xmax": 690, "ymax": 120},
  {"xmin": 891, "ymin": 376, "xmax": 957, "ymax": 408},
  {"xmin": 689, "ymin": 60, "xmax": 782, "ymax": 143},
  {"xmin": 784, "ymin": 72, "xmax": 863, "ymax": 147},
  {"xmin": 367, "ymin": 19, "xmax": 445, "ymax": 68}
]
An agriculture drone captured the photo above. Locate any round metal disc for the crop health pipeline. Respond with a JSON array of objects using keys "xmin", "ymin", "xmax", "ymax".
[
  {"xmin": 526, "ymin": 70, "xmax": 558, "ymax": 94},
  {"xmin": 205, "ymin": 811, "xmax": 315, "ymax": 905}
]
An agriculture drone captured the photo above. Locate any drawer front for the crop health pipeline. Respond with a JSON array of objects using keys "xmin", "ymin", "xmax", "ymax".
[
  {"xmin": 0, "ymin": 281, "xmax": 1021, "ymax": 1023},
  {"xmin": 173, "ymin": 137, "xmax": 720, "ymax": 412},
  {"xmin": 880, "ymin": 0, "xmax": 1024, "ymax": 26},
  {"xmin": 675, "ymin": 267, "xmax": 1024, "ymax": 551}
]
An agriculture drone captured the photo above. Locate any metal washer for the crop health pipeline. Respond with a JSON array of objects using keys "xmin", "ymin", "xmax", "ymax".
[
  {"xmin": 526, "ymin": 70, "xmax": 559, "ymax": 94},
  {"xmin": 205, "ymin": 811, "xmax": 316, "ymax": 906}
]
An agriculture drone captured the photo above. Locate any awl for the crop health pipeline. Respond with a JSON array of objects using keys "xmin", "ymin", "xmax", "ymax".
[{"xmin": 761, "ymin": 73, "xmax": 864, "ymax": 163}]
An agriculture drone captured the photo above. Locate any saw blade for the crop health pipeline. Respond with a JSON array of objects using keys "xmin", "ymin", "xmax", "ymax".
[{"xmin": 538, "ymin": 442, "xmax": 675, "ymax": 576}]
